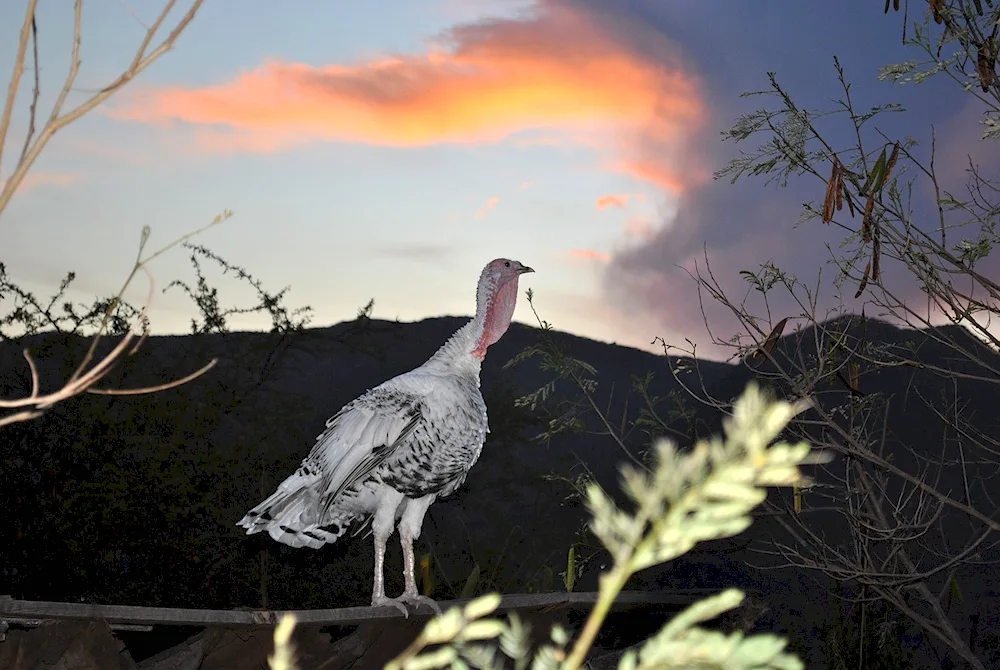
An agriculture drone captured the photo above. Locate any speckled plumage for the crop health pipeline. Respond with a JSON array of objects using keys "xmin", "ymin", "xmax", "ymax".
[{"xmin": 237, "ymin": 258, "xmax": 533, "ymax": 615}]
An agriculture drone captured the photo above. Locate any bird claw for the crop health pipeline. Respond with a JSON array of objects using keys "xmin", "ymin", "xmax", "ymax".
[
  {"xmin": 400, "ymin": 592, "xmax": 443, "ymax": 616},
  {"xmin": 370, "ymin": 593, "xmax": 443, "ymax": 618},
  {"xmin": 371, "ymin": 595, "xmax": 411, "ymax": 618}
]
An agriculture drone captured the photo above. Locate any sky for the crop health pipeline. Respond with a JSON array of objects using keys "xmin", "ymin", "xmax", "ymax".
[{"xmin": 0, "ymin": 0, "xmax": 995, "ymax": 359}]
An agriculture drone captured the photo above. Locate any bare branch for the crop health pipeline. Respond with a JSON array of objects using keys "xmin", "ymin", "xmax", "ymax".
[
  {"xmin": 0, "ymin": 0, "xmax": 204, "ymax": 217},
  {"xmin": 16, "ymin": 14, "xmax": 39, "ymax": 165},
  {"xmin": 0, "ymin": 268, "xmax": 218, "ymax": 427},
  {"xmin": 0, "ymin": 0, "xmax": 38, "ymax": 174}
]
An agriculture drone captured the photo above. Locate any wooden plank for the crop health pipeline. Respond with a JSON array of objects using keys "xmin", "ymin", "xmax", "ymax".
[
  {"xmin": 0, "ymin": 616, "xmax": 155, "ymax": 633},
  {"xmin": 0, "ymin": 590, "xmax": 714, "ymax": 629}
]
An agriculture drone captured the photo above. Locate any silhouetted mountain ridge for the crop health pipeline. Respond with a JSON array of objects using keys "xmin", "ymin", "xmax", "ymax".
[{"xmin": 2, "ymin": 312, "xmax": 999, "ymax": 666}]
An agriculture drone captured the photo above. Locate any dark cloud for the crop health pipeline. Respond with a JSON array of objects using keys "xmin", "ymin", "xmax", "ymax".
[
  {"xmin": 566, "ymin": 0, "xmax": 989, "ymax": 353},
  {"xmin": 604, "ymin": 178, "xmax": 828, "ymax": 357}
]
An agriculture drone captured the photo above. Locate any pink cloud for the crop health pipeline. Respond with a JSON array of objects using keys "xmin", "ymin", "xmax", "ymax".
[
  {"xmin": 569, "ymin": 248, "xmax": 611, "ymax": 262},
  {"xmin": 475, "ymin": 196, "xmax": 501, "ymax": 218},
  {"xmin": 109, "ymin": 2, "xmax": 707, "ymax": 195},
  {"xmin": 3, "ymin": 171, "xmax": 81, "ymax": 194},
  {"xmin": 611, "ymin": 158, "xmax": 697, "ymax": 196},
  {"xmin": 935, "ymin": 99, "xmax": 1000, "ymax": 184},
  {"xmin": 596, "ymin": 193, "xmax": 630, "ymax": 210}
]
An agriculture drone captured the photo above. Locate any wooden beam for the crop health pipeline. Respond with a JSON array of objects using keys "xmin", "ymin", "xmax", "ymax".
[{"xmin": 0, "ymin": 590, "xmax": 714, "ymax": 629}]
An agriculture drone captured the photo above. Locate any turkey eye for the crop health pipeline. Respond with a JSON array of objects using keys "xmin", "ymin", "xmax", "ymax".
[{"xmin": 504, "ymin": 261, "xmax": 511, "ymax": 268}]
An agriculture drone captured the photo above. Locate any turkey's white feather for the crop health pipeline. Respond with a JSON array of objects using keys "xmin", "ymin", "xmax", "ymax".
[{"xmin": 237, "ymin": 259, "xmax": 529, "ymax": 559}]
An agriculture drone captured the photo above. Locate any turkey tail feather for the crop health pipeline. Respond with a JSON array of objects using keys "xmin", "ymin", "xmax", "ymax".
[{"xmin": 237, "ymin": 473, "xmax": 353, "ymax": 549}]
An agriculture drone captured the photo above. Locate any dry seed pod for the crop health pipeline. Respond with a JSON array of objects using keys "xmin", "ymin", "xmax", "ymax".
[
  {"xmin": 823, "ymin": 162, "xmax": 838, "ymax": 223},
  {"xmin": 835, "ymin": 161, "xmax": 844, "ymax": 211},
  {"xmin": 748, "ymin": 317, "xmax": 789, "ymax": 367},
  {"xmin": 873, "ymin": 231, "xmax": 881, "ymax": 281},
  {"xmin": 979, "ymin": 42, "xmax": 996, "ymax": 92},
  {"xmin": 855, "ymin": 260, "xmax": 871, "ymax": 299},
  {"xmin": 882, "ymin": 143, "xmax": 900, "ymax": 187},
  {"xmin": 841, "ymin": 183, "xmax": 856, "ymax": 217},
  {"xmin": 862, "ymin": 194, "xmax": 875, "ymax": 242},
  {"xmin": 931, "ymin": 0, "xmax": 944, "ymax": 23}
]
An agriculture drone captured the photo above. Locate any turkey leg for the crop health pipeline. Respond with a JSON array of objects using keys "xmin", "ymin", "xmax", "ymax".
[
  {"xmin": 397, "ymin": 494, "xmax": 442, "ymax": 615},
  {"xmin": 369, "ymin": 490, "xmax": 408, "ymax": 616}
]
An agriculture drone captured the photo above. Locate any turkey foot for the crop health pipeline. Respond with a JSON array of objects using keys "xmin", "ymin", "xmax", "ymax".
[
  {"xmin": 370, "ymin": 592, "xmax": 442, "ymax": 618},
  {"xmin": 370, "ymin": 594, "xmax": 410, "ymax": 617},
  {"xmin": 399, "ymin": 590, "xmax": 443, "ymax": 616}
]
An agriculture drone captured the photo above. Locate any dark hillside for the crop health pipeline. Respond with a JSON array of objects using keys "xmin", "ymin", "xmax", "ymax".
[{"xmin": 2, "ymin": 314, "xmax": 999, "ymax": 666}]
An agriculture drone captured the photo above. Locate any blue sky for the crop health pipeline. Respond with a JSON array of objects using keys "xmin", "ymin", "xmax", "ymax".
[{"xmin": 0, "ymin": 1, "xmax": 992, "ymax": 356}]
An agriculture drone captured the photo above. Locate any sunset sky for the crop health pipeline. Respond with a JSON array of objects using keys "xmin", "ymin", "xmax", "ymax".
[{"xmin": 0, "ymin": 1, "xmax": 994, "ymax": 357}]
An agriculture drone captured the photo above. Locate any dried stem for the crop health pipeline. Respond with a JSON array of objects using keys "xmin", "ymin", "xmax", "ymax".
[
  {"xmin": 0, "ymin": 0, "xmax": 38, "ymax": 170},
  {"xmin": 0, "ymin": 266, "xmax": 218, "ymax": 428},
  {"xmin": 0, "ymin": 0, "xmax": 204, "ymax": 217}
]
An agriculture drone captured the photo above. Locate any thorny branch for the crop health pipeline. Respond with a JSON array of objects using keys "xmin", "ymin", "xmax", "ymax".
[
  {"xmin": 0, "ymin": 208, "xmax": 232, "ymax": 428},
  {"xmin": 661, "ymin": 256, "xmax": 995, "ymax": 670},
  {"xmin": 656, "ymin": 4, "xmax": 1000, "ymax": 666},
  {"xmin": 0, "ymin": 268, "xmax": 217, "ymax": 428}
]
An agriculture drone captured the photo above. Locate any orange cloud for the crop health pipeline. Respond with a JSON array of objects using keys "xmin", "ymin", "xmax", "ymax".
[
  {"xmin": 569, "ymin": 248, "xmax": 611, "ymax": 262},
  {"xmin": 596, "ymin": 194, "xmax": 630, "ymax": 210},
  {"xmin": 3, "ymin": 171, "xmax": 80, "ymax": 194},
  {"xmin": 111, "ymin": 2, "xmax": 705, "ymax": 193},
  {"xmin": 612, "ymin": 159, "xmax": 694, "ymax": 196},
  {"xmin": 475, "ymin": 196, "xmax": 500, "ymax": 218}
]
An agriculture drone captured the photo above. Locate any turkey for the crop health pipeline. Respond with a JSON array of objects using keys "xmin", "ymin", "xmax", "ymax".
[{"xmin": 237, "ymin": 258, "xmax": 534, "ymax": 616}]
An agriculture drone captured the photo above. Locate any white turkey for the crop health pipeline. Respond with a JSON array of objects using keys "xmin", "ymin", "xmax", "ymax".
[{"xmin": 237, "ymin": 258, "xmax": 534, "ymax": 616}]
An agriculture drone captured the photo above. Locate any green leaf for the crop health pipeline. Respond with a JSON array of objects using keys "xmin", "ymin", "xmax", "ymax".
[
  {"xmin": 865, "ymin": 146, "xmax": 888, "ymax": 195},
  {"xmin": 688, "ymin": 500, "xmax": 752, "ymax": 522},
  {"xmin": 463, "ymin": 592, "xmax": 501, "ymax": 620},
  {"xmin": 455, "ymin": 619, "xmax": 506, "ymax": 642},
  {"xmin": 701, "ymin": 480, "xmax": 767, "ymax": 505},
  {"xmin": 949, "ymin": 576, "xmax": 963, "ymax": 607},
  {"xmin": 402, "ymin": 646, "xmax": 459, "ymax": 670},
  {"xmin": 421, "ymin": 608, "xmax": 464, "ymax": 644},
  {"xmin": 550, "ymin": 623, "xmax": 570, "ymax": 646},
  {"xmin": 657, "ymin": 589, "xmax": 745, "ymax": 640},
  {"xmin": 685, "ymin": 516, "xmax": 753, "ymax": 543},
  {"xmin": 728, "ymin": 635, "xmax": 792, "ymax": 667},
  {"xmin": 564, "ymin": 545, "xmax": 576, "ymax": 593},
  {"xmin": 460, "ymin": 563, "xmax": 481, "ymax": 600}
]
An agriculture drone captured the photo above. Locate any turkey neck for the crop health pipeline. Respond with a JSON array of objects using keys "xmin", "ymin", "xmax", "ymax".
[{"xmin": 426, "ymin": 276, "xmax": 520, "ymax": 372}]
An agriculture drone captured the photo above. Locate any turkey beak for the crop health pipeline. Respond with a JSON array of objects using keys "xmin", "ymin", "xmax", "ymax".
[{"xmin": 518, "ymin": 265, "xmax": 535, "ymax": 274}]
